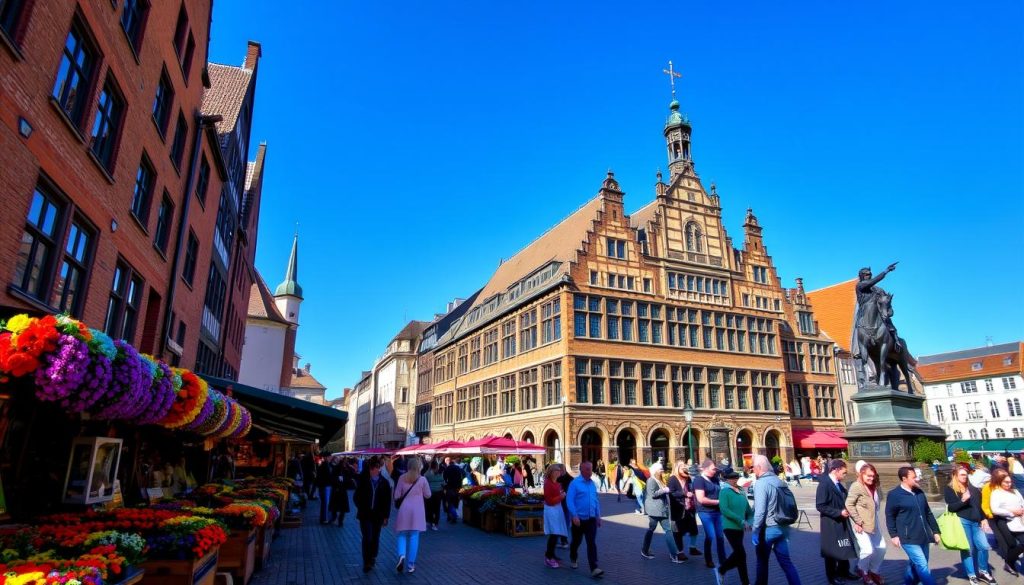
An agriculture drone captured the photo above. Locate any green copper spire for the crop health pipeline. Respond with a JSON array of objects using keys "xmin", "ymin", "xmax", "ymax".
[
  {"xmin": 664, "ymin": 99, "xmax": 690, "ymax": 129},
  {"xmin": 275, "ymin": 233, "xmax": 303, "ymax": 298}
]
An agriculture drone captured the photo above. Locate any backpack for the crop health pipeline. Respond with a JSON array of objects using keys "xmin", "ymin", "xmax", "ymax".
[{"xmin": 774, "ymin": 482, "xmax": 799, "ymax": 525}]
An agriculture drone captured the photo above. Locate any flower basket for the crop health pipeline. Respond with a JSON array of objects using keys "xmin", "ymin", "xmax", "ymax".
[
  {"xmin": 216, "ymin": 528, "xmax": 256, "ymax": 585},
  {"xmin": 140, "ymin": 547, "xmax": 219, "ymax": 585}
]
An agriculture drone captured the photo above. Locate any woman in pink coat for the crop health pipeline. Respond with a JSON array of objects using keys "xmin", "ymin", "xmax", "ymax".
[{"xmin": 393, "ymin": 457, "xmax": 431, "ymax": 574}]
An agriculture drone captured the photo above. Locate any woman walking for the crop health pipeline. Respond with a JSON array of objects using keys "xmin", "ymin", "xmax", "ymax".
[
  {"xmin": 424, "ymin": 459, "xmax": 445, "ymax": 531},
  {"xmin": 988, "ymin": 469, "xmax": 1024, "ymax": 577},
  {"xmin": 328, "ymin": 456, "xmax": 352, "ymax": 527},
  {"xmin": 641, "ymin": 462, "xmax": 685, "ymax": 563},
  {"xmin": 846, "ymin": 462, "xmax": 886, "ymax": 584},
  {"xmin": 668, "ymin": 462, "xmax": 701, "ymax": 557},
  {"xmin": 944, "ymin": 465, "xmax": 994, "ymax": 584},
  {"xmin": 543, "ymin": 464, "xmax": 569, "ymax": 568},
  {"xmin": 716, "ymin": 471, "xmax": 752, "ymax": 585},
  {"xmin": 596, "ymin": 459, "xmax": 608, "ymax": 492},
  {"xmin": 393, "ymin": 458, "xmax": 431, "ymax": 574}
]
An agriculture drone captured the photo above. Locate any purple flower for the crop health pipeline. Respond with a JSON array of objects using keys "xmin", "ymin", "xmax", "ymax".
[
  {"xmin": 183, "ymin": 391, "xmax": 215, "ymax": 431},
  {"xmin": 137, "ymin": 360, "xmax": 176, "ymax": 424},
  {"xmin": 69, "ymin": 353, "xmax": 113, "ymax": 412},
  {"xmin": 95, "ymin": 341, "xmax": 154, "ymax": 420},
  {"xmin": 34, "ymin": 334, "xmax": 90, "ymax": 405}
]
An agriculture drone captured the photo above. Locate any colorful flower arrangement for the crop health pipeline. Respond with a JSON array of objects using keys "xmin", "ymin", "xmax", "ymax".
[
  {"xmin": 0, "ymin": 313, "xmax": 250, "ymax": 439},
  {"xmin": 0, "ymin": 565, "xmax": 102, "ymax": 585},
  {"xmin": 149, "ymin": 517, "xmax": 227, "ymax": 560}
]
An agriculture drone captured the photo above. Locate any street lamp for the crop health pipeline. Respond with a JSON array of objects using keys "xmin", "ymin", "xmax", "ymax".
[
  {"xmin": 561, "ymin": 395, "xmax": 568, "ymax": 466},
  {"xmin": 684, "ymin": 404, "xmax": 696, "ymax": 474}
]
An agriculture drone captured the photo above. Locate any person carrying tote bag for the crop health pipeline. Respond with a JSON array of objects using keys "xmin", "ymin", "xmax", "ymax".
[
  {"xmin": 942, "ymin": 465, "xmax": 992, "ymax": 584},
  {"xmin": 846, "ymin": 463, "xmax": 886, "ymax": 585},
  {"xmin": 989, "ymin": 468, "xmax": 1024, "ymax": 578}
]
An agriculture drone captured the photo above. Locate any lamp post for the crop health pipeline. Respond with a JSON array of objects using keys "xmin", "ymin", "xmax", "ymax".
[
  {"xmin": 561, "ymin": 395, "xmax": 568, "ymax": 466},
  {"xmin": 684, "ymin": 404, "xmax": 696, "ymax": 474}
]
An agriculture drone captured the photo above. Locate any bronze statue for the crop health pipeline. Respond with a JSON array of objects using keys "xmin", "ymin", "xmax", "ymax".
[{"xmin": 852, "ymin": 264, "xmax": 915, "ymax": 392}]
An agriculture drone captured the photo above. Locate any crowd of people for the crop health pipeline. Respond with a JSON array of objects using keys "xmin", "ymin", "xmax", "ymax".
[{"xmin": 291, "ymin": 448, "xmax": 1024, "ymax": 584}]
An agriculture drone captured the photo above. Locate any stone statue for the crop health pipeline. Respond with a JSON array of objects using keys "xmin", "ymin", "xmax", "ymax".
[{"xmin": 852, "ymin": 264, "xmax": 915, "ymax": 393}]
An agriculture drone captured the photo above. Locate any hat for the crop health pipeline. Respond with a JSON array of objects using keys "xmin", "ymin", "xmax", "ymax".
[
  {"xmin": 723, "ymin": 471, "xmax": 741, "ymax": 480},
  {"xmin": 855, "ymin": 460, "xmax": 866, "ymax": 473}
]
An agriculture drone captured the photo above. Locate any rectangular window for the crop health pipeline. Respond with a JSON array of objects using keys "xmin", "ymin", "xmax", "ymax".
[
  {"xmin": 152, "ymin": 69, "xmax": 174, "ymax": 136},
  {"xmin": 1, "ymin": 0, "xmax": 27, "ymax": 43},
  {"xmin": 541, "ymin": 298, "xmax": 561, "ymax": 344},
  {"xmin": 985, "ymin": 379, "xmax": 994, "ymax": 392},
  {"xmin": 52, "ymin": 17, "xmax": 98, "ymax": 127},
  {"xmin": 131, "ymin": 154, "xmax": 156, "ymax": 226},
  {"xmin": 153, "ymin": 193, "xmax": 174, "ymax": 254},
  {"xmin": 797, "ymin": 311, "xmax": 815, "ymax": 335},
  {"xmin": 120, "ymin": 0, "xmax": 149, "ymax": 52},
  {"xmin": 1004, "ymin": 378, "xmax": 1018, "ymax": 390},
  {"xmin": 519, "ymin": 368, "xmax": 538, "ymax": 411},
  {"xmin": 962, "ymin": 381, "xmax": 978, "ymax": 394},
  {"xmin": 470, "ymin": 336, "xmax": 481, "ymax": 370},
  {"xmin": 934, "ymin": 405, "xmax": 944, "ymax": 422},
  {"xmin": 501, "ymin": 319, "xmax": 516, "ymax": 358},
  {"xmin": 173, "ymin": 3, "xmax": 189, "ymax": 60},
  {"xmin": 170, "ymin": 111, "xmax": 188, "ymax": 168},
  {"xmin": 752, "ymin": 265, "xmax": 768, "ymax": 283},
  {"xmin": 89, "ymin": 77, "xmax": 126, "ymax": 171},
  {"xmin": 520, "ymin": 309, "xmax": 538, "ymax": 351},
  {"xmin": 606, "ymin": 238, "xmax": 626, "ymax": 259},
  {"xmin": 195, "ymin": 155, "xmax": 211, "ymax": 205},
  {"xmin": 991, "ymin": 400, "xmax": 1001, "ymax": 419},
  {"xmin": 542, "ymin": 361, "xmax": 562, "ymax": 406},
  {"xmin": 950, "ymin": 404, "xmax": 959, "ymax": 421},
  {"xmin": 482, "ymin": 327, "xmax": 499, "ymax": 366},
  {"xmin": 104, "ymin": 260, "xmax": 144, "ymax": 342},
  {"xmin": 51, "ymin": 216, "xmax": 95, "ymax": 316},
  {"xmin": 13, "ymin": 186, "xmax": 64, "ymax": 302},
  {"xmin": 182, "ymin": 231, "xmax": 198, "ymax": 285}
]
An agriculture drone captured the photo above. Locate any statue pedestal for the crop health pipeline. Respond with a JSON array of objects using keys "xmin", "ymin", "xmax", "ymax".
[{"xmin": 844, "ymin": 386, "xmax": 948, "ymax": 499}]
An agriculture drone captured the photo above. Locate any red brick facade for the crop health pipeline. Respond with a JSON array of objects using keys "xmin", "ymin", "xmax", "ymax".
[{"xmin": 0, "ymin": 0, "xmax": 256, "ymax": 375}]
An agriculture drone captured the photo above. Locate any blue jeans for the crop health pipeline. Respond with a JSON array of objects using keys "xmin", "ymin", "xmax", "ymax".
[
  {"xmin": 396, "ymin": 530, "xmax": 420, "ymax": 566},
  {"xmin": 642, "ymin": 516, "xmax": 680, "ymax": 557},
  {"xmin": 960, "ymin": 518, "xmax": 991, "ymax": 577},
  {"xmin": 317, "ymin": 486, "xmax": 331, "ymax": 522},
  {"xmin": 755, "ymin": 525, "xmax": 801, "ymax": 585},
  {"xmin": 698, "ymin": 510, "xmax": 727, "ymax": 566},
  {"xmin": 900, "ymin": 543, "xmax": 935, "ymax": 585}
]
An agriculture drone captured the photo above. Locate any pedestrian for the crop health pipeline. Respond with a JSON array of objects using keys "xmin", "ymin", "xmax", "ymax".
[
  {"xmin": 543, "ymin": 463, "xmax": 569, "ymax": 568},
  {"xmin": 845, "ymin": 462, "xmax": 885, "ymax": 584},
  {"xmin": 441, "ymin": 456, "xmax": 464, "ymax": 523},
  {"xmin": 751, "ymin": 454, "xmax": 802, "ymax": 585},
  {"xmin": 566, "ymin": 461, "xmax": 604, "ymax": 578},
  {"xmin": 981, "ymin": 466, "xmax": 1013, "ymax": 563},
  {"xmin": 787, "ymin": 459, "xmax": 803, "ymax": 487},
  {"xmin": 353, "ymin": 457, "xmax": 391, "ymax": 573},
  {"xmin": 300, "ymin": 452, "xmax": 317, "ymax": 500},
  {"xmin": 816, "ymin": 459, "xmax": 858, "ymax": 585},
  {"xmin": 393, "ymin": 457, "xmax": 431, "ymax": 574},
  {"xmin": 668, "ymin": 461, "xmax": 701, "ymax": 557},
  {"xmin": 694, "ymin": 458, "xmax": 727, "ymax": 569},
  {"xmin": 988, "ymin": 468, "xmax": 1024, "ymax": 577},
  {"xmin": 596, "ymin": 459, "xmax": 608, "ymax": 492},
  {"xmin": 328, "ymin": 456, "xmax": 352, "ymax": 527},
  {"xmin": 315, "ymin": 452, "xmax": 333, "ymax": 523},
  {"xmin": 715, "ymin": 470, "xmax": 752, "ymax": 585},
  {"xmin": 884, "ymin": 465, "xmax": 942, "ymax": 585},
  {"xmin": 613, "ymin": 458, "xmax": 623, "ymax": 502},
  {"xmin": 524, "ymin": 457, "xmax": 536, "ymax": 488},
  {"xmin": 629, "ymin": 459, "xmax": 647, "ymax": 515},
  {"xmin": 557, "ymin": 463, "xmax": 574, "ymax": 547},
  {"xmin": 424, "ymin": 459, "xmax": 444, "ymax": 530},
  {"xmin": 641, "ymin": 462, "xmax": 685, "ymax": 563},
  {"xmin": 944, "ymin": 464, "xmax": 994, "ymax": 584}
]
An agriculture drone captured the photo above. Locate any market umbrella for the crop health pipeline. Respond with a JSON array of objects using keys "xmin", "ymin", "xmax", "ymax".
[
  {"xmin": 442, "ymin": 436, "xmax": 544, "ymax": 455},
  {"xmin": 400, "ymin": 440, "xmax": 464, "ymax": 455}
]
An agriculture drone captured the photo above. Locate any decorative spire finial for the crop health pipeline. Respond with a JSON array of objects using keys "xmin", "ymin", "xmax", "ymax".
[{"xmin": 663, "ymin": 60, "xmax": 682, "ymax": 100}]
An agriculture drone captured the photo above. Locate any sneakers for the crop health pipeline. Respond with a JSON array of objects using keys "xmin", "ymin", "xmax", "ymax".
[
  {"xmin": 430, "ymin": 524, "xmax": 439, "ymax": 531},
  {"xmin": 977, "ymin": 570, "xmax": 995, "ymax": 583},
  {"xmin": 545, "ymin": 558, "xmax": 560, "ymax": 569},
  {"xmin": 676, "ymin": 553, "xmax": 689, "ymax": 562},
  {"xmin": 407, "ymin": 565, "xmax": 416, "ymax": 574},
  {"xmin": 640, "ymin": 551, "xmax": 655, "ymax": 560},
  {"xmin": 591, "ymin": 567, "xmax": 605, "ymax": 578},
  {"xmin": 689, "ymin": 547, "xmax": 701, "ymax": 556},
  {"xmin": 570, "ymin": 559, "xmax": 578, "ymax": 569},
  {"xmin": 969, "ymin": 577, "xmax": 980, "ymax": 585},
  {"xmin": 396, "ymin": 556, "xmax": 405, "ymax": 573},
  {"xmin": 712, "ymin": 568, "xmax": 723, "ymax": 585},
  {"xmin": 634, "ymin": 510, "xmax": 643, "ymax": 515},
  {"xmin": 671, "ymin": 556, "xmax": 686, "ymax": 564}
]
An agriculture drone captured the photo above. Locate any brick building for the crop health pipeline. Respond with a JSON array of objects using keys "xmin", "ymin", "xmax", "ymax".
[
  {"xmin": 0, "ymin": 1, "xmax": 262, "ymax": 376},
  {"xmin": 419, "ymin": 97, "xmax": 845, "ymax": 468}
]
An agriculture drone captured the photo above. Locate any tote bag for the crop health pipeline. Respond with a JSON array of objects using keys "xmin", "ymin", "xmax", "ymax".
[{"xmin": 937, "ymin": 511, "xmax": 970, "ymax": 551}]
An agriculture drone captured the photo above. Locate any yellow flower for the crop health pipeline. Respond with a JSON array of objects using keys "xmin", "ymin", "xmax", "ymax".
[
  {"xmin": 4, "ymin": 572, "xmax": 46, "ymax": 585},
  {"xmin": 5, "ymin": 314, "xmax": 33, "ymax": 335}
]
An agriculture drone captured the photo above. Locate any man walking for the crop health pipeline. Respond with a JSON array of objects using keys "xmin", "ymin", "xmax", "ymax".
[
  {"xmin": 885, "ymin": 466, "xmax": 941, "ymax": 585},
  {"xmin": 751, "ymin": 454, "xmax": 802, "ymax": 585},
  {"xmin": 694, "ymin": 459, "xmax": 726, "ymax": 568},
  {"xmin": 816, "ymin": 459, "xmax": 858, "ymax": 584},
  {"xmin": 441, "ymin": 456, "xmax": 464, "ymax": 523},
  {"xmin": 567, "ymin": 461, "xmax": 605, "ymax": 578},
  {"xmin": 353, "ymin": 457, "xmax": 392, "ymax": 573}
]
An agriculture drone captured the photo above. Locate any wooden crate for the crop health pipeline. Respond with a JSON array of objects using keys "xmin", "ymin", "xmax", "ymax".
[
  {"xmin": 216, "ymin": 528, "xmax": 256, "ymax": 585},
  {"xmin": 255, "ymin": 524, "xmax": 274, "ymax": 569},
  {"xmin": 500, "ymin": 504, "xmax": 544, "ymax": 537},
  {"xmin": 140, "ymin": 548, "xmax": 218, "ymax": 585}
]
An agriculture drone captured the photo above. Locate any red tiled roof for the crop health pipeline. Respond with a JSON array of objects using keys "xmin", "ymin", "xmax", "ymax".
[
  {"xmin": 290, "ymin": 370, "xmax": 326, "ymax": 390},
  {"xmin": 247, "ymin": 272, "xmax": 288, "ymax": 324},
  {"xmin": 805, "ymin": 279, "xmax": 857, "ymax": 351},
  {"xmin": 918, "ymin": 342, "xmax": 1023, "ymax": 384},
  {"xmin": 201, "ymin": 63, "xmax": 253, "ymax": 143}
]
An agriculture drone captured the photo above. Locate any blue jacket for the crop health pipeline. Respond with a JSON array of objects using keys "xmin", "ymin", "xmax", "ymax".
[
  {"xmin": 567, "ymin": 475, "xmax": 601, "ymax": 520},
  {"xmin": 884, "ymin": 485, "xmax": 940, "ymax": 545}
]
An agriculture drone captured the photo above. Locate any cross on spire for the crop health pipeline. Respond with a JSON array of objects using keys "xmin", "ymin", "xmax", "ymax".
[{"xmin": 663, "ymin": 60, "xmax": 682, "ymax": 99}]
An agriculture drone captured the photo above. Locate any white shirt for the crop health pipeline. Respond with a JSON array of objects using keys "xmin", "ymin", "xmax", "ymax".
[{"xmin": 990, "ymin": 488, "xmax": 1024, "ymax": 532}]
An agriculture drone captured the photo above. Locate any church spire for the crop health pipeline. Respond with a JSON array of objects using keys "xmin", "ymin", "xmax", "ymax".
[
  {"xmin": 661, "ymin": 61, "xmax": 693, "ymax": 181},
  {"xmin": 275, "ymin": 232, "xmax": 303, "ymax": 298}
]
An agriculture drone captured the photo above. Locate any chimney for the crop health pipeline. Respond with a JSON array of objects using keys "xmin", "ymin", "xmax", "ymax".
[
  {"xmin": 304, "ymin": 362, "xmax": 311, "ymax": 374},
  {"xmin": 243, "ymin": 40, "xmax": 262, "ymax": 72}
]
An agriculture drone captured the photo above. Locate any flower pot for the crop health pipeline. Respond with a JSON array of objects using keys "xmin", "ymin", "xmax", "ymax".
[
  {"xmin": 141, "ymin": 547, "xmax": 219, "ymax": 585},
  {"xmin": 216, "ymin": 528, "xmax": 256, "ymax": 585}
]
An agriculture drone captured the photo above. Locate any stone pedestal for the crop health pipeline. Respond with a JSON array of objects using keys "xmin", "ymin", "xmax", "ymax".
[{"xmin": 844, "ymin": 386, "xmax": 947, "ymax": 499}]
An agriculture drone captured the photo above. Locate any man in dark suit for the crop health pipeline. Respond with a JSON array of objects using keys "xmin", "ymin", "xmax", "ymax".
[
  {"xmin": 353, "ymin": 457, "xmax": 392, "ymax": 573},
  {"xmin": 816, "ymin": 459, "xmax": 859, "ymax": 585}
]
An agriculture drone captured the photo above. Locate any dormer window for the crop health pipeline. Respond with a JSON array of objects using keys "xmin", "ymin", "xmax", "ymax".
[
  {"xmin": 606, "ymin": 238, "xmax": 626, "ymax": 259},
  {"xmin": 684, "ymin": 222, "xmax": 703, "ymax": 253}
]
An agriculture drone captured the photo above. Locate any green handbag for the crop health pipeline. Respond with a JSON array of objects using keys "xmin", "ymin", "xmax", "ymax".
[{"xmin": 937, "ymin": 511, "xmax": 970, "ymax": 550}]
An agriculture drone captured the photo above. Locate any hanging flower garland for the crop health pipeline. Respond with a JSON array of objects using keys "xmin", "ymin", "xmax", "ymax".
[{"xmin": 0, "ymin": 313, "xmax": 250, "ymax": 439}]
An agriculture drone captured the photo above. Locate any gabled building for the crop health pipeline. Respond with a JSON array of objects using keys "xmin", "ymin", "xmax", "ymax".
[{"xmin": 423, "ymin": 96, "xmax": 845, "ymax": 468}]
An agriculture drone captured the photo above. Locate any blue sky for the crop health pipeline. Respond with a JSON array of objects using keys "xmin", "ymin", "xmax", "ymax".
[{"xmin": 208, "ymin": 2, "xmax": 1024, "ymax": 399}]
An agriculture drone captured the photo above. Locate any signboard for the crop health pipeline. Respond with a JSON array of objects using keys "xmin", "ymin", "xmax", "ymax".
[{"xmin": 852, "ymin": 441, "xmax": 893, "ymax": 459}]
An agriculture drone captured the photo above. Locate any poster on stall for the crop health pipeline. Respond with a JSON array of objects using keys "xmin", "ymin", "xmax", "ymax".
[{"xmin": 103, "ymin": 481, "xmax": 123, "ymax": 510}]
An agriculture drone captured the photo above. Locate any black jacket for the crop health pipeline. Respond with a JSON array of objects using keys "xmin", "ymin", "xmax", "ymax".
[
  {"xmin": 353, "ymin": 473, "xmax": 392, "ymax": 523},
  {"xmin": 315, "ymin": 460, "xmax": 333, "ymax": 488},
  {"xmin": 944, "ymin": 484, "xmax": 984, "ymax": 523},
  {"xmin": 885, "ymin": 485, "xmax": 940, "ymax": 545},
  {"xmin": 442, "ymin": 464, "xmax": 464, "ymax": 491},
  {"xmin": 816, "ymin": 477, "xmax": 856, "ymax": 560}
]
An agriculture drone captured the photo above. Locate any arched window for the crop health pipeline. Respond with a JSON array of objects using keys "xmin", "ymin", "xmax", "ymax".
[
  {"xmin": 953, "ymin": 430, "xmax": 962, "ymax": 440},
  {"xmin": 969, "ymin": 429, "xmax": 978, "ymax": 439},
  {"xmin": 997, "ymin": 428, "xmax": 1006, "ymax": 438},
  {"xmin": 685, "ymin": 222, "xmax": 703, "ymax": 253},
  {"xmin": 981, "ymin": 428, "xmax": 990, "ymax": 440}
]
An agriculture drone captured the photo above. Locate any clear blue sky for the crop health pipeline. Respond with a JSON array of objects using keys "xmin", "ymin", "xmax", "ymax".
[{"xmin": 207, "ymin": 2, "xmax": 1024, "ymax": 399}]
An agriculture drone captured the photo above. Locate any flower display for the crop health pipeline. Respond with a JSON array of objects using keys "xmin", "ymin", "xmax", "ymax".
[
  {"xmin": 67, "ymin": 355, "xmax": 112, "ymax": 413},
  {"xmin": 190, "ymin": 391, "xmax": 226, "ymax": 436},
  {"xmin": 160, "ymin": 370, "xmax": 206, "ymax": 428},
  {"xmin": 151, "ymin": 517, "xmax": 227, "ymax": 560},
  {"xmin": 94, "ymin": 341, "xmax": 152, "ymax": 420},
  {"xmin": 135, "ymin": 360, "xmax": 175, "ymax": 425},
  {"xmin": 212, "ymin": 399, "xmax": 242, "ymax": 438},
  {"xmin": 33, "ymin": 335, "xmax": 90, "ymax": 405}
]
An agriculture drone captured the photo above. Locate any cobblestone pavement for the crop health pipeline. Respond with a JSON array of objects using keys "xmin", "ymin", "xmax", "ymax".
[{"xmin": 250, "ymin": 483, "xmax": 1017, "ymax": 585}]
